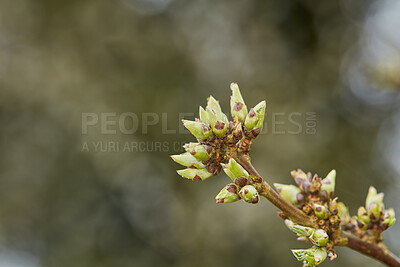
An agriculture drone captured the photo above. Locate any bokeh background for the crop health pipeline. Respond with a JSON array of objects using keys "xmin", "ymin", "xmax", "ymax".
[{"xmin": 0, "ymin": 0, "xmax": 399, "ymax": 266}]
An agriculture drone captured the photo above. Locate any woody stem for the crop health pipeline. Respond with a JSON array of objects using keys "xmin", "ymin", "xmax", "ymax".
[
  {"xmin": 232, "ymin": 152, "xmax": 316, "ymax": 228},
  {"xmin": 338, "ymin": 232, "xmax": 400, "ymax": 267}
]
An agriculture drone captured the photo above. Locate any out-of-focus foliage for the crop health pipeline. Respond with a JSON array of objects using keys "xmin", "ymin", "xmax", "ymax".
[{"xmin": 0, "ymin": 0, "xmax": 399, "ymax": 266}]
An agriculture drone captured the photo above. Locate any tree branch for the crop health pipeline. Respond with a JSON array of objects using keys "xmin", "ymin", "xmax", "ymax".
[
  {"xmin": 233, "ymin": 152, "xmax": 400, "ymax": 267},
  {"xmin": 339, "ymin": 232, "xmax": 400, "ymax": 267}
]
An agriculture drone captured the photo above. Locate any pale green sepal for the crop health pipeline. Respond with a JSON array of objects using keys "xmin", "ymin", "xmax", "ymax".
[
  {"xmin": 284, "ymin": 219, "xmax": 315, "ymax": 237},
  {"xmin": 177, "ymin": 168, "xmax": 213, "ymax": 181},
  {"xmin": 215, "ymin": 183, "xmax": 240, "ymax": 204},
  {"xmin": 182, "ymin": 120, "xmax": 211, "ymax": 140},
  {"xmin": 222, "ymin": 158, "xmax": 249, "ymax": 182},
  {"xmin": 291, "ymin": 247, "xmax": 327, "ymax": 266},
  {"xmin": 309, "ymin": 229, "xmax": 329, "ymax": 247},
  {"xmin": 239, "ymin": 185, "xmax": 259, "ymax": 204},
  {"xmin": 320, "ymin": 169, "xmax": 336, "ymax": 198},
  {"xmin": 171, "ymin": 152, "xmax": 205, "ymax": 169},
  {"xmin": 274, "ymin": 183, "xmax": 302, "ymax": 206},
  {"xmin": 230, "ymin": 82, "xmax": 248, "ymax": 122}
]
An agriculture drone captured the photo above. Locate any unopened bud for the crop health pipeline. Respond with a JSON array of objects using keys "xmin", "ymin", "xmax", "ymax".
[
  {"xmin": 244, "ymin": 100, "xmax": 266, "ymax": 138},
  {"xmin": 206, "ymin": 95, "xmax": 222, "ymax": 115},
  {"xmin": 291, "ymin": 247, "xmax": 327, "ymax": 266},
  {"xmin": 212, "ymin": 120, "xmax": 228, "ymax": 136},
  {"xmin": 207, "ymin": 96, "xmax": 227, "ymax": 129},
  {"xmin": 382, "ymin": 208, "xmax": 396, "ymax": 227},
  {"xmin": 357, "ymin": 206, "xmax": 370, "ymax": 224},
  {"xmin": 337, "ymin": 202, "xmax": 349, "ymax": 221},
  {"xmin": 368, "ymin": 203, "xmax": 382, "ymax": 221},
  {"xmin": 313, "ymin": 204, "xmax": 327, "ymax": 219},
  {"xmin": 386, "ymin": 208, "xmax": 396, "ymax": 227},
  {"xmin": 222, "ymin": 158, "xmax": 249, "ymax": 182},
  {"xmin": 188, "ymin": 144, "xmax": 213, "ymax": 161},
  {"xmin": 230, "ymin": 83, "xmax": 248, "ymax": 122},
  {"xmin": 244, "ymin": 108, "xmax": 258, "ymax": 130},
  {"xmin": 239, "ymin": 185, "xmax": 259, "ymax": 204},
  {"xmin": 171, "ymin": 152, "xmax": 206, "ymax": 169},
  {"xmin": 199, "ymin": 106, "xmax": 210, "ymax": 125},
  {"xmin": 309, "ymin": 229, "xmax": 329, "ymax": 247},
  {"xmin": 320, "ymin": 169, "xmax": 336, "ymax": 199},
  {"xmin": 284, "ymin": 219, "xmax": 315, "ymax": 237},
  {"xmin": 357, "ymin": 219, "xmax": 368, "ymax": 230},
  {"xmin": 177, "ymin": 168, "xmax": 213, "ymax": 181},
  {"xmin": 182, "ymin": 120, "xmax": 211, "ymax": 140},
  {"xmin": 215, "ymin": 183, "xmax": 240, "ymax": 203},
  {"xmin": 291, "ymin": 169, "xmax": 311, "ymax": 193},
  {"xmin": 274, "ymin": 183, "xmax": 304, "ymax": 206},
  {"xmin": 365, "ymin": 186, "xmax": 384, "ymax": 211},
  {"xmin": 231, "ymin": 120, "xmax": 244, "ymax": 141},
  {"xmin": 183, "ymin": 142, "xmax": 198, "ymax": 151}
]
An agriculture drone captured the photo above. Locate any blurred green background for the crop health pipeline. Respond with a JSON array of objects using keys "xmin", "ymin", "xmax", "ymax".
[{"xmin": 0, "ymin": 0, "xmax": 399, "ymax": 266}]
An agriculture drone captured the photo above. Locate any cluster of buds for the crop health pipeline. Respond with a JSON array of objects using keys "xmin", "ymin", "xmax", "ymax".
[
  {"xmin": 172, "ymin": 83, "xmax": 266, "ymax": 181},
  {"xmin": 274, "ymin": 169, "xmax": 336, "ymax": 208},
  {"xmin": 171, "ymin": 83, "xmax": 398, "ymax": 267},
  {"xmin": 285, "ymin": 220, "xmax": 330, "ymax": 266},
  {"xmin": 276, "ymin": 170, "xmax": 345, "ymax": 264},
  {"xmin": 215, "ymin": 158, "xmax": 259, "ymax": 204},
  {"xmin": 351, "ymin": 186, "xmax": 396, "ymax": 233}
]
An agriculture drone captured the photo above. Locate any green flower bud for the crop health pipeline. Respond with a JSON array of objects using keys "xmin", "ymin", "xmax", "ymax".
[
  {"xmin": 380, "ymin": 210, "xmax": 395, "ymax": 229},
  {"xmin": 291, "ymin": 247, "xmax": 327, "ymax": 266},
  {"xmin": 365, "ymin": 186, "xmax": 384, "ymax": 211},
  {"xmin": 222, "ymin": 158, "xmax": 249, "ymax": 182},
  {"xmin": 206, "ymin": 98, "xmax": 229, "ymax": 137},
  {"xmin": 239, "ymin": 185, "xmax": 259, "ymax": 204},
  {"xmin": 337, "ymin": 202, "xmax": 349, "ymax": 220},
  {"xmin": 231, "ymin": 120, "xmax": 244, "ymax": 141},
  {"xmin": 230, "ymin": 82, "xmax": 248, "ymax": 122},
  {"xmin": 182, "ymin": 120, "xmax": 211, "ymax": 140},
  {"xmin": 171, "ymin": 152, "xmax": 205, "ymax": 169},
  {"xmin": 274, "ymin": 183, "xmax": 305, "ymax": 206},
  {"xmin": 199, "ymin": 106, "xmax": 210, "ymax": 125},
  {"xmin": 244, "ymin": 100, "xmax": 266, "ymax": 137},
  {"xmin": 284, "ymin": 219, "xmax": 315, "ymax": 237},
  {"xmin": 187, "ymin": 144, "xmax": 213, "ymax": 161},
  {"xmin": 357, "ymin": 206, "xmax": 370, "ymax": 224},
  {"xmin": 291, "ymin": 169, "xmax": 311, "ymax": 193},
  {"xmin": 309, "ymin": 229, "xmax": 329, "ymax": 247},
  {"xmin": 177, "ymin": 168, "xmax": 213, "ymax": 181},
  {"xmin": 253, "ymin": 101, "xmax": 266, "ymax": 128},
  {"xmin": 215, "ymin": 183, "xmax": 240, "ymax": 203},
  {"xmin": 212, "ymin": 120, "xmax": 228, "ymax": 136},
  {"xmin": 320, "ymin": 169, "xmax": 336, "ymax": 199},
  {"xmin": 387, "ymin": 208, "xmax": 396, "ymax": 227},
  {"xmin": 357, "ymin": 219, "xmax": 368, "ymax": 230},
  {"xmin": 313, "ymin": 204, "xmax": 327, "ymax": 219},
  {"xmin": 183, "ymin": 142, "xmax": 199, "ymax": 151},
  {"xmin": 388, "ymin": 208, "xmax": 395, "ymax": 217},
  {"xmin": 368, "ymin": 203, "xmax": 382, "ymax": 221},
  {"xmin": 206, "ymin": 95, "xmax": 223, "ymax": 119},
  {"xmin": 244, "ymin": 108, "xmax": 258, "ymax": 130}
]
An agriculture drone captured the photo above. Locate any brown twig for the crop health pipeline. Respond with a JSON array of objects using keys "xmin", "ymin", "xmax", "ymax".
[
  {"xmin": 339, "ymin": 232, "xmax": 400, "ymax": 267},
  {"xmin": 233, "ymin": 152, "xmax": 400, "ymax": 267},
  {"xmin": 232, "ymin": 152, "xmax": 316, "ymax": 228}
]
